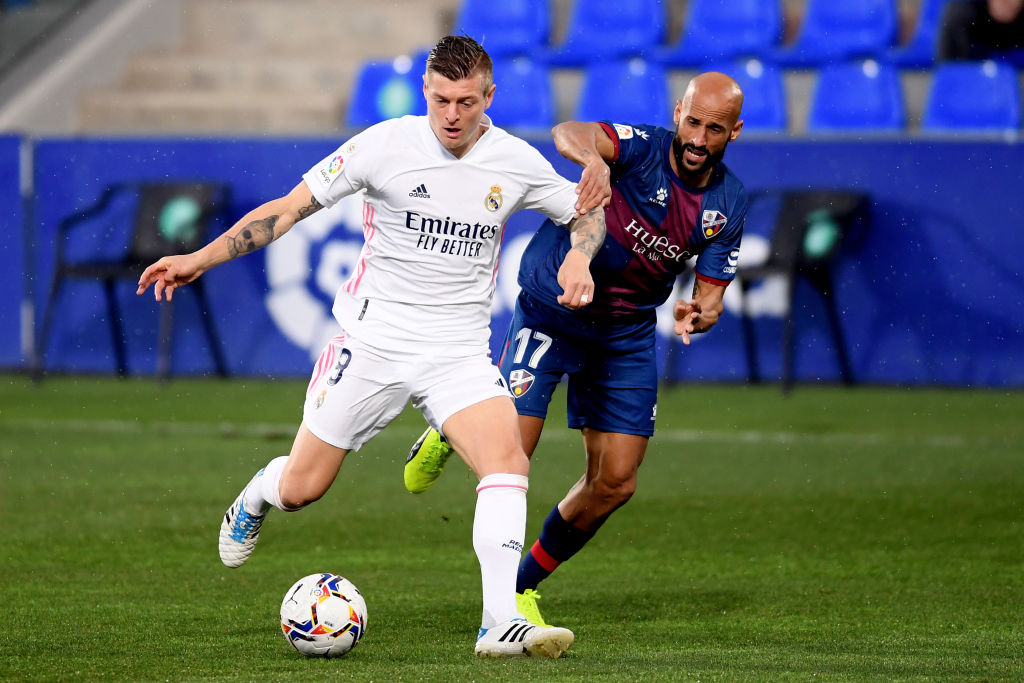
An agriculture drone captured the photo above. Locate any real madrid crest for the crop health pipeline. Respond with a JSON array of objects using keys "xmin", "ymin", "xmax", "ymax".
[{"xmin": 485, "ymin": 184, "xmax": 503, "ymax": 212}]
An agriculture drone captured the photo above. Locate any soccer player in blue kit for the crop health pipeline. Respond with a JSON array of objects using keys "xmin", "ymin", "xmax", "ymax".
[{"xmin": 405, "ymin": 72, "xmax": 749, "ymax": 625}]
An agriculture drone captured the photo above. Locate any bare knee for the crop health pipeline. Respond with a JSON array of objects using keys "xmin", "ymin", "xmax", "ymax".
[
  {"xmin": 462, "ymin": 441, "xmax": 529, "ymax": 479},
  {"xmin": 278, "ymin": 477, "xmax": 328, "ymax": 510},
  {"xmin": 587, "ymin": 471, "xmax": 638, "ymax": 511}
]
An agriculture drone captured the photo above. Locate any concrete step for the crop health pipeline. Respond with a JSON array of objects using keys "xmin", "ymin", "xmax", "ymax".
[
  {"xmin": 179, "ymin": 0, "xmax": 458, "ymax": 57},
  {"xmin": 121, "ymin": 51, "xmax": 361, "ymax": 94},
  {"xmin": 78, "ymin": 89, "xmax": 342, "ymax": 134}
]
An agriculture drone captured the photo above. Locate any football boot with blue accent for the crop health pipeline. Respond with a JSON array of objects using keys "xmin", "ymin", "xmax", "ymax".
[{"xmin": 218, "ymin": 483, "xmax": 266, "ymax": 568}]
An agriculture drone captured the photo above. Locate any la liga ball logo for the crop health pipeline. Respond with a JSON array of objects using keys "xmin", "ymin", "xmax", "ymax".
[{"xmin": 328, "ymin": 155, "xmax": 344, "ymax": 174}]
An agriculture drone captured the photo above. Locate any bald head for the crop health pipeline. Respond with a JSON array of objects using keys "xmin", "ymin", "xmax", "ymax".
[
  {"xmin": 682, "ymin": 72, "xmax": 744, "ymax": 126},
  {"xmin": 670, "ymin": 72, "xmax": 744, "ymax": 187}
]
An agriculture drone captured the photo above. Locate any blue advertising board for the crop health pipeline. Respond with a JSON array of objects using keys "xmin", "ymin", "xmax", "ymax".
[
  {"xmin": 0, "ymin": 135, "xmax": 23, "ymax": 368},
  {"xmin": 27, "ymin": 136, "xmax": 1024, "ymax": 386}
]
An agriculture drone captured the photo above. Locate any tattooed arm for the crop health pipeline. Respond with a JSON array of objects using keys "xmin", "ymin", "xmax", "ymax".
[
  {"xmin": 551, "ymin": 121, "xmax": 616, "ymax": 217},
  {"xmin": 137, "ymin": 181, "xmax": 323, "ymax": 301},
  {"xmin": 556, "ymin": 205, "xmax": 606, "ymax": 310}
]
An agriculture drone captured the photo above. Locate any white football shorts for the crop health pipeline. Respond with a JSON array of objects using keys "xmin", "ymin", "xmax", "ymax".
[{"xmin": 302, "ymin": 330, "xmax": 513, "ymax": 451}]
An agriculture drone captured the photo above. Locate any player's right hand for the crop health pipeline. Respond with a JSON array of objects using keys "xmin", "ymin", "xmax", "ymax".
[
  {"xmin": 574, "ymin": 160, "xmax": 612, "ymax": 216},
  {"xmin": 673, "ymin": 299, "xmax": 703, "ymax": 345},
  {"xmin": 136, "ymin": 253, "xmax": 206, "ymax": 302}
]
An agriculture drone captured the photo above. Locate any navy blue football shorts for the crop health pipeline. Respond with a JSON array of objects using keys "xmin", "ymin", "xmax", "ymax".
[{"xmin": 496, "ymin": 290, "xmax": 658, "ymax": 437}]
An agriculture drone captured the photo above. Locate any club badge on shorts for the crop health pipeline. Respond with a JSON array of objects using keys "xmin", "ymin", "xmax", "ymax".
[{"xmin": 509, "ymin": 369, "xmax": 535, "ymax": 397}]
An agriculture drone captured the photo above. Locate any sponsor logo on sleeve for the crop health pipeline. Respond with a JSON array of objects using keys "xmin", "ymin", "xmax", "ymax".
[{"xmin": 724, "ymin": 248, "xmax": 740, "ymax": 274}]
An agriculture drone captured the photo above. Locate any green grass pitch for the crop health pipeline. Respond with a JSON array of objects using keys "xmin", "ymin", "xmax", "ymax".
[{"xmin": 1, "ymin": 375, "xmax": 1021, "ymax": 680}]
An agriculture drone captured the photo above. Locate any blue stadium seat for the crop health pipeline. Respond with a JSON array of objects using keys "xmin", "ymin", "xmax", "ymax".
[
  {"xmin": 1003, "ymin": 49, "xmax": 1024, "ymax": 68},
  {"xmin": 454, "ymin": 0, "xmax": 551, "ymax": 58},
  {"xmin": 655, "ymin": 0, "xmax": 783, "ymax": 67},
  {"xmin": 542, "ymin": 0, "xmax": 667, "ymax": 66},
  {"xmin": 705, "ymin": 59, "xmax": 787, "ymax": 133},
  {"xmin": 888, "ymin": 0, "xmax": 953, "ymax": 67},
  {"xmin": 346, "ymin": 53, "xmax": 427, "ymax": 128},
  {"xmin": 488, "ymin": 57, "xmax": 555, "ymax": 133},
  {"xmin": 777, "ymin": 0, "xmax": 898, "ymax": 67},
  {"xmin": 920, "ymin": 60, "xmax": 1022, "ymax": 133},
  {"xmin": 574, "ymin": 59, "xmax": 669, "ymax": 124},
  {"xmin": 807, "ymin": 59, "xmax": 905, "ymax": 133}
]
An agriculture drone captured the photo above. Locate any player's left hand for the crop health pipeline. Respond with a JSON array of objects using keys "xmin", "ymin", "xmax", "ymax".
[
  {"xmin": 673, "ymin": 299, "xmax": 702, "ymax": 345},
  {"xmin": 556, "ymin": 249, "xmax": 595, "ymax": 310}
]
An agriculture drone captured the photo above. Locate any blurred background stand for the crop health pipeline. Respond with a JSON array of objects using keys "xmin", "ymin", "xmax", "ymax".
[
  {"xmin": 35, "ymin": 181, "xmax": 231, "ymax": 381},
  {"xmin": 736, "ymin": 190, "xmax": 868, "ymax": 393}
]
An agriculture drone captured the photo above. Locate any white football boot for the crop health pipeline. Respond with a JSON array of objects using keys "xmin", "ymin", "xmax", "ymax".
[
  {"xmin": 218, "ymin": 482, "xmax": 266, "ymax": 568},
  {"xmin": 474, "ymin": 618, "xmax": 574, "ymax": 659}
]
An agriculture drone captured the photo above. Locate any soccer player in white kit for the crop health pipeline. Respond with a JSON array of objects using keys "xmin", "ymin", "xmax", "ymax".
[{"xmin": 135, "ymin": 35, "xmax": 606, "ymax": 659}]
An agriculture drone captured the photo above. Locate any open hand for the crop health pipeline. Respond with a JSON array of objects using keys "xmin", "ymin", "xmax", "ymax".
[{"xmin": 136, "ymin": 253, "xmax": 205, "ymax": 302}]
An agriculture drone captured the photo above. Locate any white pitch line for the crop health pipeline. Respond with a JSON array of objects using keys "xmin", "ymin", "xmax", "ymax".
[
  {"xmin": 0, "ymin": 418, "xmax": 1003, "ymax": 449},
  {"xmin": 538, "ymin": 426, "xmax": 977, "ymax": 448}
]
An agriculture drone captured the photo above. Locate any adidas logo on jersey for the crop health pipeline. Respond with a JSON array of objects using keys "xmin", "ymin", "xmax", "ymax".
[{"xmin": 409, "ymin": 184, "xmax": 430, "ymax": 198}]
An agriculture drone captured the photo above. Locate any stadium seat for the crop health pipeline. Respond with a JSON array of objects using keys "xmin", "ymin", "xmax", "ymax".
[
  {"xmin": 999, "ymin": 48, "xmax": 1024, "ymax": 68},
  {"xmin": 541, "ymin": 0, "xmax": 667, "ymax": 66},
  {"xmin": 346, "ymin": 53, "xmax": 427, "ymax": 129},
  {"xmin": 574, "ymin": 59, "xmax": 669, "ymax": 124},
  {"xmin": 888, "ymin": 0, "xmax": 953, "ymax": 67},
  {"xmin": 806, "ymin": 59, "xmax": 905, "ymax": 133},
  {"xmin": 488, "ymin": 57, "xmax": 555, "ymax": 133},
  {"xmin": 920, "ymin": 60, "xmax": 1022, "ymax": 133},
  {"xmin": 655, "ymin": 0, "xmax": 783, "ymax": 67},
  {"xmin": 705, "ymin": 58, "xmax": 787, "ymax": 133},
  {"xmin": 736, "ymin": 190, "xmax": 868, "ymax": 391},
  {"xmin": 776, "ymin": 0, "xmax": 899, "ymax": 67},
  {"xmin": 36, "ymin": 182, "xmax": 230, "ymax": 380},
  {"xmin": 453, "ymin": 0, "xmax": 551, "ymax": 57}
]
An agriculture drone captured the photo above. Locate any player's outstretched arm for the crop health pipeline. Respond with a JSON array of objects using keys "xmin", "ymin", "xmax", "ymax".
[
  {"xmin": 552, "ymin": 121, "xmax": 615, "ymax": 216},
  {"xmin": 673, "ymin": 278, "xmax": 727, "ymax": 345},
  {"xmin": 136, "ymin": 181, "xmax": 323, "ymax": 302},
  {"xmin": 556, "ymin": 205, "xmax": 606, "ymax": 310}
]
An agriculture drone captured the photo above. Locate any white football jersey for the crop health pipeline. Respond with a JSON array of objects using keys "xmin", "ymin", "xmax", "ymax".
[{"xmin": 303, "ymin": 115, "xmax": 578, "ymax": 355}]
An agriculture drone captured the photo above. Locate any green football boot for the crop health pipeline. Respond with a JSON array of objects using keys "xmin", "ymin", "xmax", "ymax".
[
  {"xmin": 404, "ymin": 427, "xmax": 454, "ymax": 493},
  {"xmin": 516, "ymin": 589, "xmax": 551, "ymax": 628}
]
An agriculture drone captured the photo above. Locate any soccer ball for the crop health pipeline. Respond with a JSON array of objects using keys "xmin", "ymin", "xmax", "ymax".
[{"xmin": 280, "ymin": 573, "xmax": 368, "ymax": 657}]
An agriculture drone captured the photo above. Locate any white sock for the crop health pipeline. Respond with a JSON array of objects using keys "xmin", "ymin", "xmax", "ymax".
[
  {"xmin": 473, "ymin": 473, "xmax": 529, "ymax": 630},
  {"xmin": 241, "ymin": 455, "xmax": 291, "ymax": 514}
]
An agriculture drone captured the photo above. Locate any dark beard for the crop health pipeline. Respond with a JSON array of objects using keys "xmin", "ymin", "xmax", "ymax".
[{"xmin": 672, "ymin": 136, "xmax": 726, "ymax": 184}]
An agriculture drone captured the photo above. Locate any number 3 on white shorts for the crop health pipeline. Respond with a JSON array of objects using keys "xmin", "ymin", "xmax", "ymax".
[{"xmin": 512, "ymin": 327, "xmax": 552, "ymax": 369}]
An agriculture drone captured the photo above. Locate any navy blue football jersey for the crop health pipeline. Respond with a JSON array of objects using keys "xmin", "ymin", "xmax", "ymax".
[{"xmin": 518, "ymin": 122, "xmax": 748, "ymax": 318}]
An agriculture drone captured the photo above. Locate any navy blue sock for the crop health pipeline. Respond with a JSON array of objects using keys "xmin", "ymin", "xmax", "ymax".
[{"xmin": 516, "ymin": 506, "xmax": 596, "ymax": 592}]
